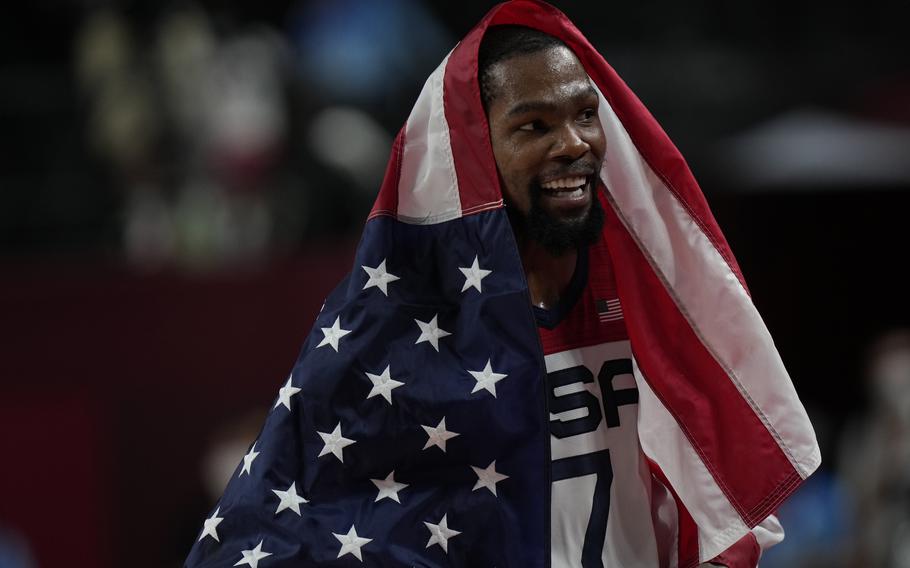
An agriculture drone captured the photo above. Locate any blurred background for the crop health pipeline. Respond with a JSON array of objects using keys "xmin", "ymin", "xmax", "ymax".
[{"xmin": 1, "ymin": 0, "xmax": 909, "ymax": 566}]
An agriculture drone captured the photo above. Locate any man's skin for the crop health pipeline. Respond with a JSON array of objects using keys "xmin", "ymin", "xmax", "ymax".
[{"xmin": 485, "ymin": 44, "xmax": 606, "ymax": 309}]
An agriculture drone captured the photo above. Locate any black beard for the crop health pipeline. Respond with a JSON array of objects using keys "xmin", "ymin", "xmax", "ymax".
[{"xmin": 507, "ymin": 183, "xmax": 605, "ymax": 256}]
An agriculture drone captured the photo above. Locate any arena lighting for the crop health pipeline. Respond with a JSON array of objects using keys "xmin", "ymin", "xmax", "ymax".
[{"xmin": 716, "ymin": 109, "xmax": 910, "ymax": 191}]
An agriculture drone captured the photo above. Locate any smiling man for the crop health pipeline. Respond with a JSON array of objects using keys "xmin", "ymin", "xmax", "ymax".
[{"xmin": 185, "ymin": 3, "xmax": 819, "ymax": 568}]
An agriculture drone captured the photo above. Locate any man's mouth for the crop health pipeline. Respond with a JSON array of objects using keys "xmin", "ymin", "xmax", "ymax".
[{"xmin": 539, "ymin": 175, "xmax": 590, "ymax": 200}]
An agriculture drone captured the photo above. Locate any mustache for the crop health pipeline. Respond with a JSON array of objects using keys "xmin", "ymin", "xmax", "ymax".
[{"xmin": 536, "ymin": 159, "xmax": 601, "ymax": 183}]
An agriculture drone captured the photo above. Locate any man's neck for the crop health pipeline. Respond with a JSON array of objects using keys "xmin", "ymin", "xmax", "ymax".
[{"xmin": 518, "ymin": 240, "xmax": 577, "ymax": 310}]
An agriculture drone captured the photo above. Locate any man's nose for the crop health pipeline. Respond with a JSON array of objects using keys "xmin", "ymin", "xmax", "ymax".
[{"xmin": 551, "ymin": 124, "xmax": 591, "ymax": 160}]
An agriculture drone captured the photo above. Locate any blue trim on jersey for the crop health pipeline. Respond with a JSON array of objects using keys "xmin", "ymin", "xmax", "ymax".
[{"xmin": 533, "ymin": 246, "xmax": 589, "ymax": 330}]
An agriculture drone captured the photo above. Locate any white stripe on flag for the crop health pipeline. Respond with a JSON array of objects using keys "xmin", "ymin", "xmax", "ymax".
[{"xmin": 397, "ymin": 51, "xmax": 462, "ymax": 225}]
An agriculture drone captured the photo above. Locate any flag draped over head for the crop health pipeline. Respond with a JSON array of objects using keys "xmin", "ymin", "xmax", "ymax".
[{"xmin": 185, "ymin": 1, "xmax": 820, "ymax": 567}]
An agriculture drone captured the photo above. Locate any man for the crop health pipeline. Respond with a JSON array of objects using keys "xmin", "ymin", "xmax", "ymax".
[
  {"xmin": 185, "ymin": 2, "xmax": 819, "ymax": 567},
  {"xmin": 479, "ymin": 24, "xmax": 792, "ymax": 567}
]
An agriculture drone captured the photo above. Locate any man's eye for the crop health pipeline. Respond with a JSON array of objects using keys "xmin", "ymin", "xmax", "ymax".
[
  {"xmin": 580, "ymin": 108, "xmax": 598, "ymax": 121},
  {"xmin": 518, "ymin": 121, "xmax": 544, "ymax": 132}
]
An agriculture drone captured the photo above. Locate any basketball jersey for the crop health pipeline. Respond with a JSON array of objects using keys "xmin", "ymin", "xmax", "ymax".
[{"xmin": 535, "ymin": 237, "xmax": 662, "ymax": 568}]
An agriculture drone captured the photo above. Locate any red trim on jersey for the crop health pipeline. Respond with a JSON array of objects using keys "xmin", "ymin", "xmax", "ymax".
[{"xmin": 604, "ymin": 207, "xmax": 800, "ymax": 526}]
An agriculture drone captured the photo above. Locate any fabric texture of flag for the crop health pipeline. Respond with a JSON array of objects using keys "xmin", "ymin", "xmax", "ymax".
[{"xmin": 185, "ymin": 1, "xmax": 820, "ymax": 566}]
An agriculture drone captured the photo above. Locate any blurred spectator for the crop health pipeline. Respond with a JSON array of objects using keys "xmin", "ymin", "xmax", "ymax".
[
  {"xmin": 75, "ymin": 6, "xmax": 296, "ymax": 271},
  {"xmin": 840, "ymin": 330, "xmax": 910, "ymax": 568},
  {"xmin": 66, "ymin": 1, "xmax": 457, "ymax": 273},
  {"xmin": 75, "ymin": 9, "xmax": 160, "ymax": 176}
]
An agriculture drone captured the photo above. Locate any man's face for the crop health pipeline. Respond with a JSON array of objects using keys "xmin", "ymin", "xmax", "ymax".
[{"xmin": 486, "ymin": 45, "xmax": 606, "ymax": 253}]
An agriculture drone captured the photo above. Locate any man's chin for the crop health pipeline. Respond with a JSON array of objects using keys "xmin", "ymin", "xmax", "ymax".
[
  {"xmin": 522, "ymin": 195, "xmax": 605, "ymax": 256},
  {"xmin": 547, "ymin": 200, "xmax": 592, "ymax": 226}
]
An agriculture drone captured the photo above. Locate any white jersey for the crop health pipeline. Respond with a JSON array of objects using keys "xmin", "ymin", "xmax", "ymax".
[
  {"xmin": 544, "ymin": 339, "xmax": 659, "ymax": 568},
  {"xmin": 534, "ymin": 239, "xmax": 661, "ymax": 568}
]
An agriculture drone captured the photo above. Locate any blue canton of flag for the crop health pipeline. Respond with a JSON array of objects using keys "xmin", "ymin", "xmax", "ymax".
[{"xmin": 185, "ymin": 210, "xmax": 551, "ymax": 567}]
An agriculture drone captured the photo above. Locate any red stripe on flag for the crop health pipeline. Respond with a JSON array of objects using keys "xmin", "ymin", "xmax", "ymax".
[
  {"xmin": 368, "ymin": 127, "xmax": 406, "ymax": 220},
  {"xmin": 442, "ymin": 19, "xmax": 504, "ymax": 216},
  {"xmin": 605, "ymin": 207, "xmax": 800, "ymax": 526},
  {"xmin": 710, "ymin": 532, "xmax": 760, "ymax": 568}
]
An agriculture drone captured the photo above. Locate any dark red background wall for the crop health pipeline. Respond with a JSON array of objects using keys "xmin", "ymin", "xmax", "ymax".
[{"xmin": 0, "ymin": 245, "xmax": 354, "ymax": 568}]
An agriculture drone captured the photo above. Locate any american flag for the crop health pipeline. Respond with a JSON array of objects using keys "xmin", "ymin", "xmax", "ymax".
[
  {"xmin": 186, "ymin": 1, "xmax": 820, "ymax": 566},
  {"xmin": 595, "ymin": 298, "xmax": 623, "ymax": 323}
]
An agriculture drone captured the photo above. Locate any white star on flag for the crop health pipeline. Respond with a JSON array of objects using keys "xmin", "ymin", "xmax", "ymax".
[
  {"xmin": 197, "ymin": 507, "xmax": 223, "ymax": 542},
  {"xmin": 471, "ymin": 461, "xmax": 509, "ymax": 496},
  {"xmin": 317, "ymin": 316, "xmax": 352, "ymax": 352},
  {"xmin": 459, "ymin": 255, "xmax": 492, "ymax": 293},
  {"xmin": 361, "ymin": 259, "xmax": 400, "ymax": 296},
  {"xmin": 318, "ymin": 422, "xmax": 356, "ymax": 462},
  {"xmin": 468, "ymin": 359, "xmax": 508, "ymax": 397},
  {"xmin": 239, "ymin": 442, "xmax": 260, "ymax": 477},
  {"xmin": 365, "ymin": 365, "xmax": 404, "ymax": 404},
  {"xmin": 272, "ymin": 481, "xmax": 307, "ymax": 516},
  {"xmin": 274, "ymin": 375, "xmax": 301, "ymax": 411},
  {"xmin": 370, "ymin": 470, "xmax": 408, "ymax": 503},
  {"xmin": 234, "ymin": 540, "xmax": 272, "ymax": 568},
  {"xmin": 333, "ymin": 524, "xmax": 372, "ymax": 561},
  {"xmin": 421, "ymin": 417, "xmax": 459, "ymax": 452},
  {"xmin": 415, "ymin": 315, "xmax": 451, "ymax": 352},
  {"xmin": 424, "ymin": 513, "xmax": 461, "ymax": 553}
]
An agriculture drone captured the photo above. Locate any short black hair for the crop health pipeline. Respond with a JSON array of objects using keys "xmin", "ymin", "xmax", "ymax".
[{"xmin": 478, "ymin": 25, "xmax": 567, "ymax": 108}]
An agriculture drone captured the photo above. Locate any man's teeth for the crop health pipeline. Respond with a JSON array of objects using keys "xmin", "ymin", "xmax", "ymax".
[{"xmin": 541, "ymin": 176, "xmax": 587, "ymax": 191}]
